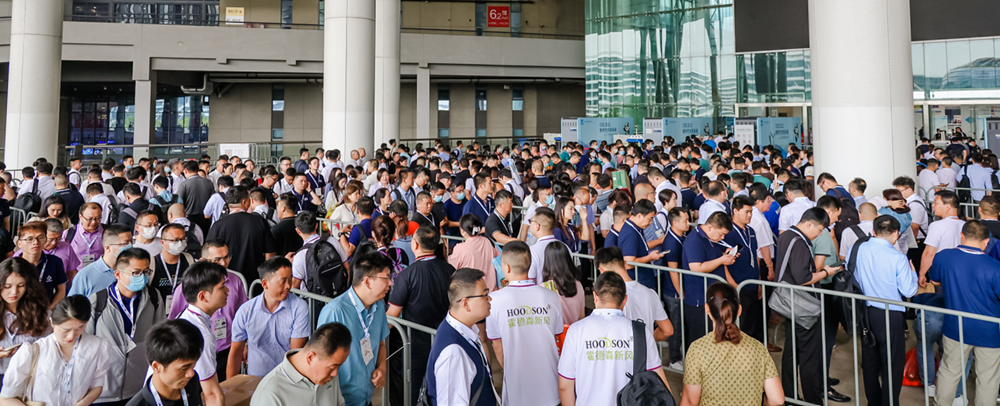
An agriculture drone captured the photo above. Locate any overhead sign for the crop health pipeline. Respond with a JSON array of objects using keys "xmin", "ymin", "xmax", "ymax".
[
  {"xmin": 219, "ymin": 143, "xmax": 251, "ymax": 159},
  {"xmin": 488, "ymin": 6, "xmax": 510, "ymax": 27},
  {"xmin": 225, "ymin": 7, "xmax": 244, "ymax": 25}
]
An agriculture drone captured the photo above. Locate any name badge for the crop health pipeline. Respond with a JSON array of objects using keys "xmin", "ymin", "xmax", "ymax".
[
  {"xmin": 165, "ymin": 295, "xmax": 173, "ymax": 316},
  {"xmin": 213, "ymin": 318, "xmax": 227, "ymax": 340},
  {"xmin": 80, "ymin": 255, "xmax": 95, "ymax": 268},
  {"xmin": 360, "ymin": 335, "xmax": 374, "ymax": 365}
]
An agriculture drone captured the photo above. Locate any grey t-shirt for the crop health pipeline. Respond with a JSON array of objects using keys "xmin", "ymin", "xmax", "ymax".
[
  {"xmin": 250, "ymin": 350, "xmax": 345, "ymax": 406},
  {"xmin": 177, "ymin": 175, "xmax": 215, "ymax": 215}
]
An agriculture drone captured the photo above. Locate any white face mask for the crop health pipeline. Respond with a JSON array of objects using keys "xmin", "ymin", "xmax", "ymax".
[
  {"xmin": 139, "ymin": 226, "xmax": 157, "ymax": 240},
  {"xmin": 166, "ymin": 240, "xmax": 187, "ymax": 256}
]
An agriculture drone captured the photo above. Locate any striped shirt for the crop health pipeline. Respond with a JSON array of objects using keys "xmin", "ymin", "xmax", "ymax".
[{"xmin": 231, "ymin": 294, "xmax": 311, "ymax": 376}]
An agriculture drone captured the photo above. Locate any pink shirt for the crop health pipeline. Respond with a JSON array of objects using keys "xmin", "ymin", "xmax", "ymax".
[{"xmin": 448, "ymin": 236, "xmax": 500, "ymax": 291}]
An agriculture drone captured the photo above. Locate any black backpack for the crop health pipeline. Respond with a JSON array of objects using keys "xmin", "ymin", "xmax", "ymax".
[
  {"xmin": 302, "ymin": 239, "xmax": 349, "ymax": 298},
  {"xmin": 617, "ymin": 320, "xmax": 676, "ymax": 406},
  {"xmin": 182, "ymin": 224, "xmax": 203, "ymax": 258},
  {"xmin": 13, "ymin": 179, "xmax": 42, "ymax": 216},
  {"xmin": 829, "ymin": 188, "xmax": 860, "ymax": 244},
  {"xmin": 957, "ymin": 164, "xmax": 972, "ymax": 203},
  {"xmin": 113, "ymin": 203, "xmax": 134, "ymax": 225},
  {"xmin": 832, "ymin": 225, "xmax": 876, "ymax": 348}
]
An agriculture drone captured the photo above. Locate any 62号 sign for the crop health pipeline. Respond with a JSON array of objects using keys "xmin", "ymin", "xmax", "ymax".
[{"xmin": 488, "ymin": 6, "xmax": 509, "ymax": 27}]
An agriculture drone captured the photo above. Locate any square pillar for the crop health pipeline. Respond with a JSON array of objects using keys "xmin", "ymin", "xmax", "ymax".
[
  {"xmin": 133, "ymin": 72, "xmax": 157, "ymax": 159},
  {"xmin": 416, "ymin": 65, "xmax": 430, "ymax": 139}
]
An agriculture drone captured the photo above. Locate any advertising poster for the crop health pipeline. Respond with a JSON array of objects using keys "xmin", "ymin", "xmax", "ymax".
[
  {"xmin": 576, "ymin": 117, "xmax": 634, "ymax": 145},
  {"xmin": 733, "ymin": 118, "xmax": 756, "ymax": 147},
  {"xmin": 756, "ymin": 117, "xmax": 802, "ymax": 155},
  {"xmin": 643, "ymin": 118, "xmax": 663, "ymax": 142}
]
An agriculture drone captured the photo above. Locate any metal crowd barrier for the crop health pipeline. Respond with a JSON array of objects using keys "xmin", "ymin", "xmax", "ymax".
[
  {"xmin": 919, "ymin": 185, "xmax": 1000, "ymax": 219},
  {"xmin": 735, "ymin": 278, "xmax": 1000, "ymax": 406},
  {"xmin": 247, "ymin": 279, "xmax": 438, "ymax": 406}
]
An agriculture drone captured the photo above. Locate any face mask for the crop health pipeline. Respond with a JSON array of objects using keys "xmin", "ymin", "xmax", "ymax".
[
  {"xmin": 456, "ymin": 192, "xmax": 466, "ymax": 200},
  {"xmin": 166, "ymin": 240, "xmax": 187, "ymax": 256},
  {"xmin": 164, "ymin": 167, "xmax": 171, "ymax": 174},
  {"xmin": 618, "ymin": 150, "xmax": 625, "ymax": 155},
  {"xmin": 126, "ymin": 273, "xmax": 148, "ymax": 292},
  {"xmin": 139, "ymin": 226, "xmax": 157, "ymax": 240},
  {"xmin": 589, "ymin": 152, "xmax": 597, "ymax": 159},
  {"xmin": 545, "ymin": 194, "xmax": 555, "ymax": 206},
  {"xmin": 433, "ymin": 195, "xmax": 443, "ymax": 203},
  {"xmin": 115, "ymin": 244, "xmax": 133, "ymax": 257}
]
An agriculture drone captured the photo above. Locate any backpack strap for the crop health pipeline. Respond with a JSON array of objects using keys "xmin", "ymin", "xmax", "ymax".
[
  {"xmin": 848, "ymin": 235, "xmax": 871, "ymax": 274},
  {"xmin": 850, "ymin": 225, "xmax": 866, "ymax": 241},
  {"xmin": 631, "ymin": 320, "xmax": 646, "ymax": 377},
  {"xmin": 65, "ymin": 226, "xmax": 77, "ymax": 244},
  {"xmin": 775, "ymin": 236, "xmax": 800, "ymax": 283},
  {"xmin": 94, "ymin": 289, "xmax": 109, "ymax": 325}
]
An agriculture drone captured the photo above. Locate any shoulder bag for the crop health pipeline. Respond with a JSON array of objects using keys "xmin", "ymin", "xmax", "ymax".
[
  {"xmin": 19, "ymin": 342, "xmax": 44, "ymax": 406},
  {"xmin": 767, "ymin": 236, "xmax": 823, "ymax": 330}
]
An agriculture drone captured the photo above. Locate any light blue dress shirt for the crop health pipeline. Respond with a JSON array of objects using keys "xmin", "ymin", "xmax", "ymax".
[
  {"xmin": 317, "ymin": 287, "xmax": 390, "ymax": 406},
  {"xmin": 851, "ymin": 237, "xmax": 918, "ymax": 311},
  {"xmin": 67, "ymin": 257, "xmax": 115, "ymax": 298},
  {"xmin": 956, "ymin": 163, "xmax": 993, "ymax": 201},
  {"xmin": 231, "ymin": 293, "xmax": 311, "ymax": 376}
]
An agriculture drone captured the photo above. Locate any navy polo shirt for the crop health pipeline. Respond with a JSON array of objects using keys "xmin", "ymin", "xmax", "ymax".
[
  {"xmin": 348, "ymin": 218, "xmax": 373, "ymax": 247},
  {"xmin": 604, "ymin": 228, "xmax": 619, "ymax": 248},
  {"xmin": 681, "ymin": 226, "xmax": 726, "ymax": 306},
  {"xmin": 929, "ymin": 245, "xmax": 1000, "ymax": 348},
  {"xmin": 723, "ymin": 224, "xmax": 759, "ymax": 285},
  {"xmin": 443, "ymin": 199, "xmax": 466, "ymax": 237},
  {"xmin": 660, "ymin": 229, "xmax": 685, "ymax": 299},
  {"xmin": 692, "ymin": 194, "xmax": 707, "ymax": 212},
  {"xmin": 680, "ymin": 188, "xmax": 697, "ymax": 210},
  {"xmin": 620, "ymin": 219, "xmax": 656, "ymax": 289},
  {"xmin": 35, "ymin": 254, "xmax": 67, "ymax": 302},
  {"xmin": 461, "ymin": 195, "xmax": 494, "ymax": 225}
]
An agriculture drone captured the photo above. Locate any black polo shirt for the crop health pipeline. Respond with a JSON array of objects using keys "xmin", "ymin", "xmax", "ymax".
[
  {"xmin": 125, "ymin": 374, "xmax": 203, "ymax": 406},
  {"xmin": 270, "ymin": 217, "xmax": 304, "ymax": 258},
  {"xmin": 983, "ymin": 219, "xmax": 1000, "ymax": 240},
  {"xmin": 254, "ymin": 185, "xmax": 278, "ymax": 209},
  {"xmin": 484, "ymin": 211, "xmax": 512, "ymax": 243},
  {"xmin": 776, "ymin": 226, "xmax": 817, "ymax": 291},
  {"xmin": 411, "ymin": 211, "xmax": 436, "ymax": 229},
  {"xmin": 388, "ymin": 256, "xmax": 454, "ymax": 330}
]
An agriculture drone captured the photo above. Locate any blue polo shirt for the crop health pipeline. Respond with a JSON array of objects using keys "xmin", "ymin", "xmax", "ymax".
[
  {"xmin": 620, "ymin": 219, "xmax": 656, "ymax": 289},
  {"xmin": 348, "ymin": 218, "xmax": 373, "ymax": 247},
  {"xmin": 680, "ymin": 188, "xmax": 697, "ymax": 210},
  {"xmin": 681, "ymin": 226, "xmax": 726, "ymax": 306},
  {"xmin": 461, "ymin": 195, "xmax": 494, "ymax": 225},
  {"xmin": 692, "ymin": 194, "xmax": 706, "ymax": 212},
  {"xmin": 722, "ymin": 224, "xmax": 759, "ymax": 285},
  {"xmin": 443, "ymin": 198, "xmax": 466, "ymax": 237},
  {"xmin": 660, "ymin": 229, "xmax": 685, "ymax": 299},
  {"xmin": 67, "ymin": 257, "xmax": 115, "ymax": 298},
  {"xmin": 604, "ymin": 228, "xmax": 620, "ymax": 248},
  {"xmin": 929, "ymin": 245, "xmax": 1000, "ymax": 348},
  {"xmin": 317, "ymin": 287, "xmax": 390, "ymax": 406}
]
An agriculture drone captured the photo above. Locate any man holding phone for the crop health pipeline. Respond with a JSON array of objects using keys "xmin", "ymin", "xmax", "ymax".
[
  {"xmin": 723, "ymin": 196, "xmax": 764, "ymax": 342},
  {"xmin": 680, "ymin": 211, "xmax": 737, "ymax": 351}
]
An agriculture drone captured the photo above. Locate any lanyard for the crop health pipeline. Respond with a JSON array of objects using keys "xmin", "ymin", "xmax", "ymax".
[
  {"xmin": 445, "ymin": 317, "xmax": 491, "ymax": 375},
  {"xmin": 149, "ymin": 378, "xmax": 189, "ymax": 406},
  {"xmin": 420, "ymin": 211, "xmax": 435, "ymax": 226},
  {"xmin": 160, "ymin": 255, "xmax": 183, "ymax": 290},
  {"xmin": 80, "ymin": 230, "xmax": 99, "ymax": 250},
  {"xmin": 732, "ymin": 225, "xmax": 755, "ymax": 264},
  {"xmin": 110, "ymin": 286, "xmax": 138, "ymax": 339},
  {"xmin": 668, "ymin": 229, "xmax": 683, "ymax": 246},
  {"xmin": 493, "ymin": 211, "xmax": 510, "ymax": 235},
  {"xmin": 474, "ymin": 196, "xmax": 489, "ymax": 214},
  {"xmin": 348, "ymin": 292, "xmax": 375, "ymax": 338},
  {"xmin": 35, "ymin": 256, "xmax": 48, "ymax": 282}
]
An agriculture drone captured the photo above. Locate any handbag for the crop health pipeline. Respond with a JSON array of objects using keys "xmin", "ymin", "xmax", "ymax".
[
  {"xmin": 19, "ymin": 342, "xmax": 44, "ymax": 406},
  {"xmin": 768, "ymin": 236, "xmax": 823, "ymax": 330}
]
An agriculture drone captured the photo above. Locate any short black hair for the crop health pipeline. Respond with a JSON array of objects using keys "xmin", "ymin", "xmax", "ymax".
[
  {"xmin": 872, "ymin": 215, "xmax": 901, "ymax": 237},
  {"xmin": 145, "ymin": 319, "xmax": 204, "ymax": 367},
  {"xmin": 152, "ymin": 176, "xmax": 169, "ymax": 189},
  {"xmin": 799, "ymin": 207, "xmax": 831, "ymax": 228},
  {"xmin": 116, "ymin": 247, "xmax": 151, "ymax": 270},
  {"xmin": 225, "ymin": 186, "xmax": 250, "ymax": 206},
  {"xmin": 594, "ymin": 271, "xmax": 626, "ymax": 306},
  {"xmin": 963, "ymin": 220, "xmax": 991, "ymax": 242},
  {"xmin": 594, "ymin": 246, "xmax": 626, "ymax": 270},
  {"xmin": 414, "ymin": 225, "xmax": 440, "ymax": 252},
  {"xmin": 295, "ymin": 210, "xmax": 319, "ymax": 234},
  {"xmin": 630, "ymin": 199, "xmax": 656, "ymax": 216},
  {"xmin": 305, "ymin": 322, "xmax": 353, "ymax": 358},
  {"xmin": 258, "ymin": 256, "xmax": 292, "ymax": 281},
  {"xmin": 448, "ymin": 268, "xmax": 485, "ymax": 304},
  {"xmin": 704, "ymin": 211, "xmax": 733, "ymax": 231},
  {"xmin": 816, "ymin": 195, "xmax": 843, "ymax": 212},
  {"xmin": 351, "ymin": 252, "xmax": 393, "ymax": 287},
  {"xmin": 181, "ymin": 262, "xmax": 228, "ymax": 304},
  {"xmin": 357, "ymin": 196, "xmax": 375, "ymax": 216},
  {"xmin": 731, "ymin": 195, "xmax": 754, "ymax": 212},
  {"xmin": 217, "ymin": 175, "xmax": 235, "ymax": 189}
]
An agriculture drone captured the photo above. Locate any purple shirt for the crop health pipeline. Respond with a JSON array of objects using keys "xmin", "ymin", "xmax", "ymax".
[
  {"xmin": 66, "ymin": 225, "xmax": 104, "ymax": 266},
  {"xmin": 13, "ymin": 241, "xmax": 82, "ymax": 273},
  {"xmin": 167, "ymin": 270, "xmax": 248, "ymax": 351}
]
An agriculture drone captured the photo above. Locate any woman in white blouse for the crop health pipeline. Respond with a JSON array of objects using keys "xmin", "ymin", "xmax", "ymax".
[
  {"xmin": 0, "ymin": 295, "xmax": 109, "ymax": 406},
  {"xmin": 368, "ymin": 169, "xmax": 393, "ymax": 197},
  {"xmin": 327, "ymin": 182, "xmax": 363, "ymax": 239},
  {"xmin": 0, "ymin": 259, "xmax": 52, "ymax": 375}
]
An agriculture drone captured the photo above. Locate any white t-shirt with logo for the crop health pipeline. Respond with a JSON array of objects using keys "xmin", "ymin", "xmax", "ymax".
[
  {"xmin": 623, "ymin": 281, "xmax": 668, "ymax": 339},
  {"xmin": 558, "ymin": 309, "xmax": 662, "ymax": 406},
  {"xmin": 485, "ymin": 280, "xmax": 564, "ymax": 406}
]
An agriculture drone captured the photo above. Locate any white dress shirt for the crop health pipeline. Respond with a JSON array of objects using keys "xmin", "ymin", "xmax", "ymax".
[
  {"xmin": 778, "ymin": 197, "xmax": 816, "ymax": 232},
  {"xmin": 1, "ymin": 334, "xmax": 110, "ymax": 406},
  {"xmin": 433, "ymin": 314, "xmax": 496, "ymax": 406}
]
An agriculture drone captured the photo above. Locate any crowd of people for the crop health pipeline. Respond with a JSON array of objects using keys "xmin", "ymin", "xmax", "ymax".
[{"xmin": 0, "ymin": 132, "xmax": 993, "ymax": 406}]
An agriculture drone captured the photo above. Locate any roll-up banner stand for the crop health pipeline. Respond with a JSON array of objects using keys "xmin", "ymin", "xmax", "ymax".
[
  {"xmin": 560, "ymin": 118, "xmax": 579, "ymax": 144},
  {"xmin": 643, "ymin": 118, "xmax": 713, "ymax": 143},
  {"xmin": 755, "ymin": 117, "xmax": 802, "ymax": 157},
  {"xmin": 734, "ymin": 117, "xmax": 757, "ymax": 147},
  {"xmin": 577, "ymin": 117, "xmax": 635, "ymax": 146}
]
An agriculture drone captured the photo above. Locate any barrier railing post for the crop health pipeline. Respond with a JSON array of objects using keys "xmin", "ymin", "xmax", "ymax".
[
  {"xmin": 820, "ymin": 292, "xmax": 827, "ymax": 406},
  {"xmin": 852, "ymin": 297, "xmax": 860, "ymax": 405}
]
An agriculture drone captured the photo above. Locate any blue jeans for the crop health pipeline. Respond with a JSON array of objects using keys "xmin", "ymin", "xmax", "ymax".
[{"xmin": 915, "ymin": 310, "xmax": 971, "ymax": 396}]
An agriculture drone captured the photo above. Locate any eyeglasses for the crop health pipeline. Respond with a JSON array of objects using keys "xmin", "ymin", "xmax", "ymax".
[
  {"xmin": 457, "ymin": 293, "xmax": 489, "ymax": 303},
  {"xmin": 122, "ymin": 268, "xmax": 153, "ymax": 277},
  {"xmin": 81, "ymin": 216, "xmax": 100, "ymax": 223},
  {"xmin": 19, "ymin": 236, "xmax": 46, "ymax": 243}
]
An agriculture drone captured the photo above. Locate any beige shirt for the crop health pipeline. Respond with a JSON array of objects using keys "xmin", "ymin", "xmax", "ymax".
[{"xmin": 250, "ymin": 350, "xmax": 345, "ymax": 406}]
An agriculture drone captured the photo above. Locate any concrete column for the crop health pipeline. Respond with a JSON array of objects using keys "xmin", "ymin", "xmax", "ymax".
[
  {"xmin": 810, "ymin": 0, "xmax": 915, "ymax": 194},
  {"xmin": 374, "ymin": 0, "xmax": 400, "ymax": 146},
  {"xmin": 133, "ymin": 72, "xmax": 157, "ymax": 159},
  {"xmin": 416, "ymin": 66, "xmax": 430, "ymax": 139},
  {"xmin": 5, "ymin": 0, "xmax": 63, "ymax": 167},
  {"xmin": 324, "ymin": 0, "xmax": 375, "ymax": 154}
]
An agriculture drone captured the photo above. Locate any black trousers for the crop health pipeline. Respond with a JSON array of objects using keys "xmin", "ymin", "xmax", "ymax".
[
  {"xmin": 739, "ymin": 285, "xmax": 764, "ymax": 343},
  {"xmin": 684, "ymin": 304, "xmax": 710, "ymax": 351},
  {"xmin": 216, "ymin": 347, "xmax": 230, "ymax": 382},
  {"xmin": 820, "ymin": 283, "xmax": 845, "ymax": 378},
  {"xmin": 862, "ymin": 307, "xmax": 906, "ymax": 406},
  {"xmin": 782, "ymin": 318, "xmax": 825, "ymax": 404}
]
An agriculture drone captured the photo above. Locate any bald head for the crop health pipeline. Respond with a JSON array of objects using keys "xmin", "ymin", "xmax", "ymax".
[
  {"xmin": 168, "ymin": 203, "xmax": 186, "ymax": 219},
  {"xmin": 859, "ymin": 202, "xmax": 877, "ymax": 221},
  {"xmin": 634, "ymin": 183, "xmax": 654, "ymax": 202}
]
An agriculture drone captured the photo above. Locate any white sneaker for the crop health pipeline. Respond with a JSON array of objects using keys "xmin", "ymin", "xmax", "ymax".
[
  {"xmin": 953, "ymin": 396, "xmax": 965, "ymax": 406},
  {"xmin": 668, "ymin": 361, "xmax": 684, "ymax": 371},
  {"xmin": 926, "ymin": 384, "xmax": 935, "ymax": 398}
]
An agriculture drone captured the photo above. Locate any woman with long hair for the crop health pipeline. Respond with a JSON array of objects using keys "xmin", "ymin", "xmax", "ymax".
[
  {"xmin": 324, "ymin": 172, "xmax": 349, "ymax": 211},
  {"xmin": 0, "ymin": 258, "xmax": 50, "ymax": 375},
  {"xmin": 448, "ymin": 215, "xmax": 500, "ymax": 290},
  {"xmin": 681, "ymin": 282, "xmax": 784, "ymax": 406},
  {"xmin": 542, "ymin": 242, "xmax": 585, "ymax": 324},
  {"xmin": 0, "ymin": 295, "xmax": 110, "ymax": 406},
  {"xmin": 327, "ymin": 182, "xmax": 362, "ymax": 239},
  {"xmin": 371, "ymin": 215, "xmax": 409, "ymax": 282},
  {"xmin": 37, "ymin": 196, "xmax": 71, "ymax": 230},
  {"xmin": 552, "ymin": 197, "xmax": 590, "ymax": 254}
]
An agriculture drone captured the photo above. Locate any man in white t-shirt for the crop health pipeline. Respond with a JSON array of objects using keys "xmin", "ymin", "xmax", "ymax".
[
  {"xmin": 527, "ymin": 208, "xmax": 561, "ymax": 284},
  {"xmin": 595, "ymin": 246, "xmax": 672, "ymax": 341},
  {"xmin": 174, "ymin": 261, "xmax": 228, "ymax": 406},
  {"xmin": 918, "ymin": 160, "xmax": 944, "ymax": 202},
  {"xmin": 778, "ymin": 179, "xmax": 815, "ymax": 233},
  {"xmin": 936, "ymin": 156, "xmax": 959, "ymax": 190},
  {"xmin": 839, "ymin": 203, "xmax": 877, "ymax": 261},
  {"xmin": 919, "ymin": 191, "xmax": 966, "ymax": 287},
  {"xmin": 749, "ymin": 188, "xmax": 776, "ymax": 276},
  {"xmin": 697, "ymin": 181, "xmax": 729, "ymax": 225},
  {"xmin": 557, "ymin": 271, "xmax": 668, "ymax": 406},
  {"xmin": 486, "ymin": 242, "xmax": 564, "ymax": 406}
]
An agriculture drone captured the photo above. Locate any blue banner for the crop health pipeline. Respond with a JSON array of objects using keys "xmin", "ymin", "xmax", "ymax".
[
  {"xmin": 756, "ymin": 117, "xmax": 802, "ymax": 155},
  {"xmin": 577, "ymin": 117, "xmax": 635, "ymax": 145}
]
